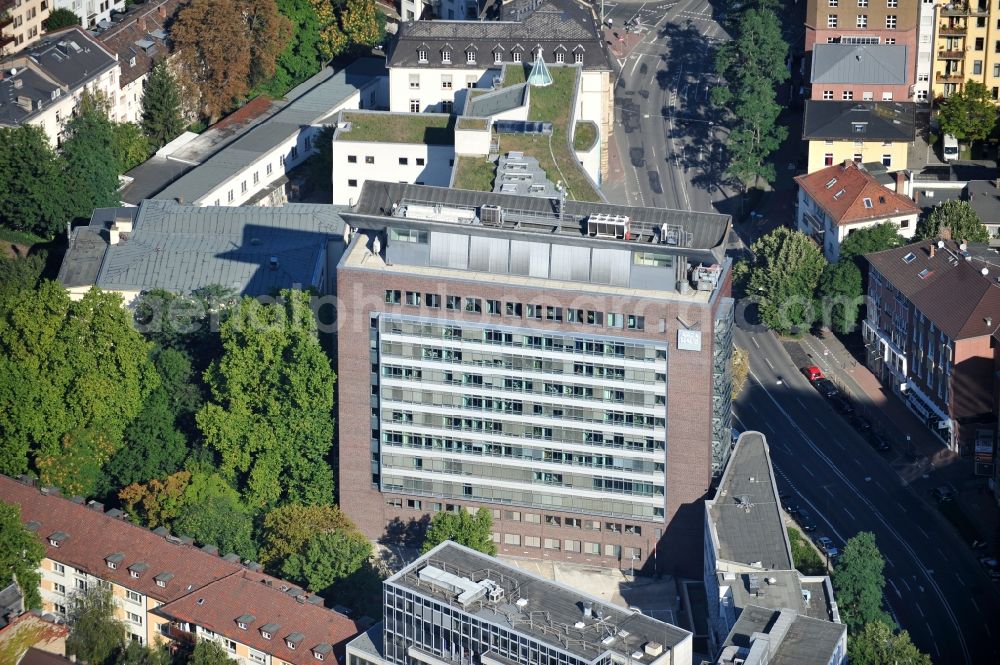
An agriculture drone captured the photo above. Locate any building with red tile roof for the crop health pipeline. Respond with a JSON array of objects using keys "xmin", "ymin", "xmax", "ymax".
[
  {"xmin": 0, "ymin": 475, "xmax": 360, "ymax": 655},
  {"xmin": 794, "ymin": 160, "xmax": 919, "ymax": 261}
]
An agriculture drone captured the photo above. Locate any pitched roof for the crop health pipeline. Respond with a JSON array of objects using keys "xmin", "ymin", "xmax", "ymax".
[
  {"xmin": 0, "ymin": 27, "xmax": 117, "ymax": 126},
  {"xmin": 388, "ymin": 0, "xmax": 607, "ymax": 70},
  {"xmin": 0, "ymin": 475, "xmax": 242, "ymax": 604},
  {"xmin": 794, "ymin": 161, "xmax": 918, "ymax": 225},
  {"xmin": 706, "ymin": 432, "xmax": 794, "ymax": 571},
  {"xmin": 866, "ymin": 239, "xmax": 1000, "ymax": 339},
  {"xmin": 810, "ymin": 43, "xmax": 908, "ymax": 85},
  {"xmin": 155, "ymin": 572, "xmax": 359, "ymax": 665},
  {"xmin": 92, "ymin": 0, "xmax": 184, "ymax": 89},
  {"xmin": 802, "ymin": 101, "xmax": 916, "ymax": 142}
]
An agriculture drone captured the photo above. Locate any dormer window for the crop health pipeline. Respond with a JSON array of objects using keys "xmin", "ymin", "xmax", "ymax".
[
  {"xmin": 105, "ymin": 553, "xmax": 124, "ymax": 570},
  {"xmin": 128, "ymin": 562, "xmax": 149, "ymax": 579},
  {"xmin": 494, "ymin": 51, "xmax": 502, "ymax": 64},
  {"xmin": 129, "ymin": 56, "xmax": 136, "ymax": 67},
  {"xmin": 466, "ymin": 50, "xmax": 476, "ymax": 64},
  {"xmin": 285, "ymin": 633, "xmax": 304, "ymax": 651},
  {"xmin": 442, "ymin": 49, "xmax": 451, "ymax": 63},
  {"xmin": 236, "ymin": 614, "xmax": 255, "ymax": 630},
  {"xmin": 260, "ymin": 624, "xmax": 279, "ymax": 640},
  {"xmin": 48, "ymin": 532, "xmax": 68, "ymax": 547},
  {"xmin": 312, "ymin": 645, "xmax": 332, "ymax": 661},
  {"xmin": 154, "ymin": 572, "xmax": 173, "ymax": 588},
  {"xmin": 574, "ymin": 52, "xmax": 583, "ymax": 64},
  {"xmin": 418, "ymin": 49, "xmax": 427, "ymax": 62}
]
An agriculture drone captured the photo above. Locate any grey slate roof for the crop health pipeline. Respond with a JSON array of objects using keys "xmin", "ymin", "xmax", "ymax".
[
  {"xmin": 964, "ymin": 179, "xmax": 1000, "ymax": 224},
  {"xmin": 811, "ymin": 43, "xmax": 908, "ymax": 85},
  {"xmin": 466, "ymin": 83, "xmax": 528, "ymax": 116},
  {"xmin": 719, "ymin": 605, "xmax": 845, "ymax": 665},
  {"xmin": 707, "ymin": 432, "xmax": 794, "ymax": 571},
  {"xmin": 395, "ymin": 541, "xmax": 691, "ymax": 660},
  {"xmin": 0, "ymin": 28, "xmax": 117, "ymax": 126},
  {"xmin": 59, "ymin": 200, "xmax": 345, "ymax": 296},
  {"xmin": 389, "ymin": 0, "xmax": 608, "ymax": 70},
  {"xmin": 802, "ymin": 101, "xmax": 916, "ymax": 142},
  {"xmin": 153, "ymin": 58, "xmax": 387, "ymax": 204},
  {"xmin": 348, "ymin": 180, "xmax": 730, "ymax": 264}
]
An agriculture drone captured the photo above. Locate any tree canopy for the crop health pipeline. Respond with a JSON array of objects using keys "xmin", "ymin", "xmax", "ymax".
[
  {"xmin": 0, "ymin": 283, "xmax": 156, "ymax": 485},
  {"xmin": 917, "ymin": 199, "xmax": 990, "ymax": 243},
  {"xmin": 847, "ymin": 620, "xmax": 933, "ymax": 665},
  {"xmin": 259, "ymin": 503, "xmax": 355, "ymax": 565},
  {"xmin": 747, "ymin": 228, "xmax": 827, "ymax": 333},
  {"xmin": 115, "ymin": 642, "xmax": 174, "ymax": 665},
  {"xmin": 839, "ymin": 222, "xmax": 906, "ymax": 263},
  {"xmin": 832, "ymin": 531, "xmax": 891, "ymax": 632},
  {"xmin": 0, "ymin": 126, "xmax": 69, "ymax": 238},
  {"xmin": 816, "ymin": 260, "xmax": 863, "ymax": 334},
  {"xmin": 0, "ymin": 501, "xmax": 45, "ymax": 610},
  {"xmin": 173, "ymin": 472, "xmax": 257, "ymax": 560},
  {"xmin": 66, "ymin": 588, "xmax": 129, "ymax": 665},
  {"xmin": 43, "ymin": 8, "xmax": 81, "ymax": 31},
  {"xmin": 421, "ymin": 508, "xmax": 496, "ymax": 555},
  {"xmin": 141, "ymin": 61, "xmax": 185, "ymax": 151},
  {"xmin": 172, "ymin": 0, "xmax": 292, "ymax": 121},
  {"xmin": 280, "ymin": 528, "xmax": 372, "ymax": 592},
  {"xmin": 937, "ymin": 81, "xmax": 998, "ymax": 144},
  {"xmin": 188, "ymin": 640, "xmax": 233, "ymax": 665},
  {"xmin": 0, "ymin": 253, "xmax": 47, "ymax": 295},
  {"xmin": 196, "ymin": 290, "xmax": 336, "ymax": 510}
]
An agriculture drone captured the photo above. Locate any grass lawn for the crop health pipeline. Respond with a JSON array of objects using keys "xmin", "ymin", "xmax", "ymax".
[
  {"xmin": 503, "ymin": 64, "xmax": 528, "ymax": 87},
  {"xmin": 574, "ymin": 121, "xmax": 598, "ymax": 152},
  {"xmin": 788, "ymin": 526, "xmax": 827, "ymax": 576},
  {"xmin": 0, "ymin": 227, "xmax": 51, "ymax": 249},
  {"xmin": 453, "ymin": 156, "xmax": 497, "ymax": 191},
  {"xmin": 499, "ymin": 67, "xmax": 602, "ymax": 202},
  {"xmin": 457, "ymin": 117, "xmax": 490, "ymax": 131},
  {"xmin": 341, "ymin": 112, "xmax": 454, "ymax": 144}
]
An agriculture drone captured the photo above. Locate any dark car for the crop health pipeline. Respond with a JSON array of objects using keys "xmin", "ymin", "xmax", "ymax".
[
  {"xmin": 869, "ymin": 431, "xmax": 891, "ymax": 452},
  {"xmin": 630, "ymin": 147, "xmax": 646, "ymax": 167},
  {"xmin": 797, "ymin": 508, "xmax": 817, "ymax": 532},
  {"xmin": 850, "ymin": 415, "xmax": 872, "ymax": 434},
  {"xmin": 831, "ymin": 395, "xmax": 854, "ymax": 415},
  {"xmin": 647, "ymin": 170, "xmax": 663, "ymax": 194},
  {"xmin": 813, "ymin": 378, "xmax": 839, "ymax": 398},
  {"xmin": 779, "ymin": 494, "xmax": 800, "ymax": 516},
  {"xmin": 932, "ymin": 485, "xmax": 957, "ymax": 503}
]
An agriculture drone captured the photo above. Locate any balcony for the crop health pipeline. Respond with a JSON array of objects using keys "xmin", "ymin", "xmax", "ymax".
[
  {"xmin": 938, "ymin": 49, "xmax": 966, "ymax": 60},
  {"xmin": 941, "ymin": 2, "xmax": 990, "ymax": 16},
  {"xmin": 937, "ymin": 71, "xmax": 965, "ymax": 83},
  {"xmin": 938, "ymin": 23, "xmax": 966, "ymax": 36}
]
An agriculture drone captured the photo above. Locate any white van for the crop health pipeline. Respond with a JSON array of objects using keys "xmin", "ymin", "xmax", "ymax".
[{"xmin": 943, "ymin": 133, "xmax": 959, "ymax": 161}]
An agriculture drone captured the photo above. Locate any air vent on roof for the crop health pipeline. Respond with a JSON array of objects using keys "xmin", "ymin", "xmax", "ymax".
[
  {"xmin": 903, "ymin": 252, "xmax": 916, "ymax": 263},
  {"xmin": 644, "ymin": 642, "xmax": 664, "ymax": 657},
  {"xmin": 87, "ymin": 500, "xmax": 104, "ymax": 513},
  {"xmin": 918, "ymin": 268, "xmax": 933, "ymax": 279}
]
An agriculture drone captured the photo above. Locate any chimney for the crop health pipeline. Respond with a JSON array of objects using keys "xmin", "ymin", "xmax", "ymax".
[
  {"xmin": 842, "ymin": 159, "xmax": 852, "ymax": 169},
  {"xmin": 995, "ymin": 178, "xmax": 1000, "ymax": 189},
  {"xmin": 109, "ymin": 226, "xmax": 120, "ymax": 245},
  {"xmin": 158, "ymin": 4, "xmax": 167, "ymax": 19},
  {"xmin": 895, "ymin": 170, "xmax": 907, "ymax": 195},
  {"xmin": 137, "ymin": 17, "xmax": 147, "ymax": 32},
  {"xmin": 930, "ymin": 244, "xmax": 936, "ymax": 258},
  {"xmin": 940, "ymin": 226, "xmax": 952, "ymax": 240}
]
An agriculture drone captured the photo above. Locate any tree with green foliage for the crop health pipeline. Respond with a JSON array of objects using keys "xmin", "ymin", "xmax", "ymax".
[
  {"xmin": 119, "ymin": 471, "xmax": 193, "ymax": 528},
  {"xmin": 839, "ymin": 222, "xmax": 906, "ymax": 263},
  {"xmin": 0, "ymin": 253, "xmax": 47, "ymax": 295},
  {"xmin": 816, "ymin": 260, "xmax": 863, "ymax": 334},
  {"xmin": 917, "ymin": 199, "xmax": 990, "ymax": 243},
  {"xmin": 115, "ymin": 642, "xmax": 174, "ymax": 665},
  {"xmin": 197, "ymin": 290, "xmax": 335, "ymax": 510},
  {"xmin": 61, "ymin": 93, "xmax": 122, "ymax": 220},
  {"xmin": 43, "ymin": 8, "xmax": 81, "ymax": 31},
  {"xmin": 259, "ymin": 503, "xmax": 355, "ymax": 566},
  {"xmin": 0, "ymin": 125, "xmax": 69, "ymax": 237},
  {"xmin": 172, "ymin": 472, "xmax": 256, "ymax": 559},
  {"xmin": 340, "ymin": 0, "xmax": 384, "ymax": 48},
  {"xmin": 832, "ymin": 531, "xmax": 892, "ymax": 632},
  {"xmin": 280, "ymin": 528, "xmax": 372, "ymax": 592},
  {"xmin": 0, "ymin": 283, "xmax": 156, "ymax": 480},
  {"xmin": 66, "ymin": 588, "xmax": 128, "ymax": 665},
  {"xmin": 937, "ymin": 81, "xmax": 998, "ymax": 144},
  {"xmin": 747, "ymin": 228, "xmax": 827, "ymax": 334},
  {"xmin": 111, "ymin": 122, "xmax": 150, "ymax": 173},
  {"xmin": 188, "ymin": 640, "xmax": 232, "ymax": 665},
  {"xmin": 422, "ymin": 508, "xmax": 496, "ymax": 555},
  {"xmin": 271, "ymin": 0, "xmax": 326, "ymax": 93},
  {"xmin": 732, "ymin": 345, "xmax": 749, "ymax": 399},
  {"xmin": 103, "ymin": 348, "xmax": 203, "ymax": 491},
  {"xmin": 847, "ymin": 620, "xmax": 932, "ymax": 665},
  {"xmin": 141, "ymin": 61, "xmax": 185, "ymax": 151},
  {"xmin": 0, "ymin": 502, "xmax": 45, "ymax": 610},
  {"xmin": 787, "ymin": 527, "xmax": 825, "ymax": 576}
]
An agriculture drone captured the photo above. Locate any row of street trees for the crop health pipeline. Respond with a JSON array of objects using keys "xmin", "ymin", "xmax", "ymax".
[
  {"xmin": 712, "ymin": 0, "xmax": 788, "ymax": 190},
  {"xmin": 741, "ymin": 200, "xmax": 990, "ymax": 334}
]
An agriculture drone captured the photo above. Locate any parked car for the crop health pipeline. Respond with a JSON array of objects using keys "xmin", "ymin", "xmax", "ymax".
[
  {"xmin": 869, "ymin": 431, "xmax": 891, "ymax": 453},
  {"xmin": 943, "ymin": 133, "xmax": 959, "ymax": 162},
  {"xmin": 780, "ymin": 494, "xmax": 800, "ymax": 516},
  {"xmin": 831, "ymin": 395, "xmax": 855, "ymax": 415},
  {"xmin": 849, "ymin": 414, "xmax": 872, "ymax": 434},
  {"xmin": 801, "ymin": 365, "xmax": 825, "ymax": 382},
  {"xmin": 815, "ymin": 536, "xmax": 839, "ymax": 559},
  {"xmin": 797, "ymin": 508, "xmax": 817, "ymax": 532},
  {"xmin": 813, "ymin": 378, "xmax": 839, "ymax": 398},
  {"xmin": 932, "ymin": 485, "xmax": 957, "ymax": 503},
  {"xmin": 980, "ymin": 556, "xmax": 999, "ymax": 570}
]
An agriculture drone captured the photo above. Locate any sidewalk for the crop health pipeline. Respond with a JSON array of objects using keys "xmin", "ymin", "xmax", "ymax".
[{"xmin": 785, "ymin": 329, "xmax": 1000, "ymax": 551}]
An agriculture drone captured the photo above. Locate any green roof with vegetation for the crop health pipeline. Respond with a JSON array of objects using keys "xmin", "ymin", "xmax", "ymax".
[
  {"xmin": 338, "ymin": 112, "xmax": 454, "ymax": 144},
  {"xmin": 452, "ymin": 156, "xmax": 497, "ymax": 191},
  {"xmin": 456, "ymin": 117, "xmax": 490, "ymax": 131},
  {"xmin": 573, "ymin": 121, "xmax": 598, "ymax": 152},
  {"xmin": 503, "ymin": 63, "xmax": 528, "ymax": 87}
]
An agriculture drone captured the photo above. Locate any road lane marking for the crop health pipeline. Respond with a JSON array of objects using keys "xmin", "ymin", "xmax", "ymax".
[
  {"xmin": 896, "ymin": 500, "xmax": 908, "ymax": 513},
  {"xmin": 764, "ymin": 357, "xmax": 774, "ymax": 369},
  {"xmin": 801, "ymin": 465, "xmax": 816, "ymax": 478},
  {"xmin": 795, "ymin": 397, "xmax": 806, "ymax": 409},
  {"xmin": 971, "ymin": 597, "xmax": 980, "ymax": 612},
  {"xmin": 888, "ymin": 578, "xmax": 901, "ymax": 597},
  {"xmin": 843, "ymin": 506, "xmax": 857, "ymax": 522},
  {"xmin": 747, "ymin": 367, "xmax": 971, "ymax": 664},
  {"xmin": 751, "ymin": 337, "xmax": 760, "ymax": 349},
  {"xmin": 915, "ymin": 604, "xmax": 925, "ymax": 617},
  {"xmin": 899, "ymin": 577, "xmax": 911, "ymax": 592},
  {"xmin": 916, "ymin": 525, "xmax": 931, "ymax": 540}
]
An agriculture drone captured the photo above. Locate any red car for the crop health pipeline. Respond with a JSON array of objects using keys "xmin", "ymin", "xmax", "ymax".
[{"xmin": 801, "ymin": 365, "xmax": 825, "ymax": 382}]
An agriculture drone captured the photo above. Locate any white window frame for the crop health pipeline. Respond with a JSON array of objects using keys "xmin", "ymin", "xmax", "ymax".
[
  {"xmin": 886, "ymin": 15, "xmax": 896, "ymax": 29},
  {"xmin": 857, "ymin": 14, "xmax": 868, "ymax": 28},
  {"xmin": 828, "ymin": 15, "xmax": 838, "ymax": 28},
  {"xmin": 442, "ymin": 50, "xmax": 451, "ymax": 63},
  {"xmin": 466, "ymin": 50, "xmax": 476, "ymax": 64}
]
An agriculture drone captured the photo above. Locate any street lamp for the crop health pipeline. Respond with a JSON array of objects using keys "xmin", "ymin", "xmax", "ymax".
[{"xmin": 630, "ymin": 552, "xmax": 639, "ymax": 578}]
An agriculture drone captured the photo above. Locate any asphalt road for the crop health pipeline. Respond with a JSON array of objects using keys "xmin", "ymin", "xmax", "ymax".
[
  {"xmin": 601, "ymin": 0, "xmax": 731, "ymax": 213},
  {"xmin": 733, "ymin": 325, "xmax": 1000, "ymax": 664}
]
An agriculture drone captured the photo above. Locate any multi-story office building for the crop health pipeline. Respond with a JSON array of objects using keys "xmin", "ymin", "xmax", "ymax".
[
  {"xmin": 0, "ymin": 0, "xmax": 51, "ymax": 55},
  {"xmin": 337, "ymin": 181, "xmax": 734, "ymax": 576},
  {"xmin": 864, "ymin": 238, "xmax": 1000, "ymax": 454},
  {"xmin": 929, "ymin": 0, "xmax": 1000, "ymax": 100},
  {"xmin": 346, "ymin": 540, "xmax": 694, "ymax": 665},
  {"xmin": 805, "ymin": 0, "xmax": 918, "ymax": 88},
  {"xmin": 0, "ymin": 475, "xmax": 361, "ymax": 659}
]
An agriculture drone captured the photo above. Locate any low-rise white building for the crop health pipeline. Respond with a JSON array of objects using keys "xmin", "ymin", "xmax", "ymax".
[
  {"xmin": 331, "ymin": 109, "xmax": 455, "ymax": 205},
  {"xmin": 0, "ymin": 26, "xmax": 119, "ymax": 146},
  {"xmin": 55, "ymin": 0, "xmax": 127, "ymax": 29},
  {"xmin": 795, "ymin": 160, "xmax": 920, "ymax": 262}
]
